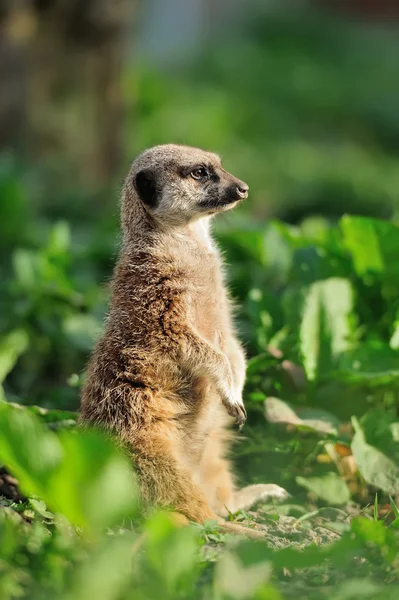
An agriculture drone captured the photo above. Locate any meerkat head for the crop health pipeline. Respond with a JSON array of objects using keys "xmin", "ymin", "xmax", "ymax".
[{"xmin": 123, "ymin": 144, "xmax": 249, "ymax": 229}]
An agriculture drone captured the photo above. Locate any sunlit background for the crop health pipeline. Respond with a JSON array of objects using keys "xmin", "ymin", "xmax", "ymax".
[{"xmin": 2, "ymin": 2, "xmax": 399, "ymax": 597}]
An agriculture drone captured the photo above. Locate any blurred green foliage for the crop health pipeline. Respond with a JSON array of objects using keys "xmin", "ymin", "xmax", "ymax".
[
  {"xmin": 2, "ymin": 7, "xmax": 399, "ymax": 600},
  {"xmin": 132, "ymin": 11, "xmax": 399, "ymax": 222}
]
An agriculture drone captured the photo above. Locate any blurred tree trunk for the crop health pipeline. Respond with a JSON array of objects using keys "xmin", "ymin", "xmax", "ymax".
[{"xmin": 0, "ymin": 0, "xmax": 138, "ymax": 184}]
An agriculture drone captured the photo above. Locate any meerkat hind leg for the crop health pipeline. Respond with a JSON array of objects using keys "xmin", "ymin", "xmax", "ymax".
[
  {"xmin": 198, "ymin": 423, "xmax": 288, "ymax": 517},
  {"xmin": 133, "ymin": 442, "xmax": 217, "ymax": 525}
]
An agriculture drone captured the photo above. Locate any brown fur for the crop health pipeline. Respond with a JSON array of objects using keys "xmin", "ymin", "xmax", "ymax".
[{"xmin": 80, "ymin": 144, "xmax": 287, "ymax": 538}]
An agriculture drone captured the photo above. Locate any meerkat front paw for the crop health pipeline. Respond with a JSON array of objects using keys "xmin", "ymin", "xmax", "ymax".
[{"xmin": 222, "ymin": 395, "xmax": 247, "ymax": 429}]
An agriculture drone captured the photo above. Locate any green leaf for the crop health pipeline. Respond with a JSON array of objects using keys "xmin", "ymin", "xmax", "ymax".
[
  {"xmin": 144, "ymin": 513, "xmax": 200, "ymax": 596},
  {"xmin": 359, "ymin": 410, "xmax": 399, "ymax": 460},
  {"xmin": 29, "ymin": 498, "xmax": 54, "ymax": 520},
  {"xmin": 336, "ymin": 343, "xmax": 399, "ymax": 386},
  {"xmin": 214, "ymin": 550, "xmax": 272, "ymax": 600},
  {"xmin": 389, "ymin": 496, "xmax": 399, "ymax": 530},
  {"xmin": 264, "ymin": 397, "xmax": 337, "ymax": 435},
  {"xmin": 217, "ymin": 229, "xmax": 266, "ymax": 265},
  {"xmin": 390, "ymin": 321, "xmax": 399, "ymax": 350},
  {"xmin": 61, "ymin": 534, "xmax": 134, "ymax": 600},
  {"xmin": 47, "ymin": 221, "xmax": 70, "ymax": 255},
  {"xmin": 12, "ymin": 249, "xmax": 36, "ymax": 288},
  {"xmin": 331, "ymin": 579, "xmax": 387, "ymax": 600},
  {"xmin": 296, "ymin": 472, "xmax": 350, "ymax": 505},
  {"xmin": 300, "ymin": 278, "xmax": 353, "ymax": 381},
  {"xmin": 351, "ymin": 417, "xmax": 399, "ymax": 494},
  {"xmin": 0, "ymin": 330, "xmax": 29, "ymax": 384},
  {"xmin": 350, "ymin": 517, "xmax": 398, "ymax": 561},
  {"xmin": 341, "ymin": 215, "xmax": 385, "ymax": 276},
  {"xmin": 0, "ymin": 403, "xmax": 138, "ymax": 533},
  {"xmin": 26, "ymin": 404, "xmax": 78, "ymax": 424},
  {"xmin": 341, "ymin": 215, "xmax": 399, "ymax": 280}
]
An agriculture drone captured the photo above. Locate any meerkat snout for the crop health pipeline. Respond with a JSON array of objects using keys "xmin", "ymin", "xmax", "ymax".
[
  {"xmin": 124, "ymin": 144, "xmax": 249, "ymax": 228},
  {"xmin": 236, "ymin": 182, "xmax": 249, "ymax": 200}
]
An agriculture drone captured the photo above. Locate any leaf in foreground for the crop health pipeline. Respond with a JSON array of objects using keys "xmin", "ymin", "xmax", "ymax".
[{"xmin": 0, "ymin": 402, "xmax": 138, "ymax": 533}]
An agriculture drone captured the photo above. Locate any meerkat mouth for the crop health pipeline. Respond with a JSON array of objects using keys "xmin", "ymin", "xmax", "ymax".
[
  {"xmin": 199, "ymin": 198, "xmax": 240, "ymax": 213},
  {"xmin": 200, "ymin": 190, "xmax": 246, "ymax": 211}
]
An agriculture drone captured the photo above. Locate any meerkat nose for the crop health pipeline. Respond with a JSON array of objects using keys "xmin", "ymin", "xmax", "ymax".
[{"xmin": 236, "ymin": 183, "xmax": 249, "ymax": 200}]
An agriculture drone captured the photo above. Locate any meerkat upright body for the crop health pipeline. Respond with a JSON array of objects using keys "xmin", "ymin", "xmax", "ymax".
[{"xmin": 81, "ymin": 145, "xmax": 286, "ymax": 528}]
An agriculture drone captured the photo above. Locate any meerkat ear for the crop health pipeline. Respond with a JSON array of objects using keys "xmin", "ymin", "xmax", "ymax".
[{"xmin": 134, "ymin": 169, "xmax": 159, "ymax": 209}]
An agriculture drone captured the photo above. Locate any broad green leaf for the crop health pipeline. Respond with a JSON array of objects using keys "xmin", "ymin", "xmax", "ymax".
[
  {"xmin": 214, "ymin": 550, "xmax": 272, "ymax": 600},
  {"xmin": 48, "ymin": 221, "xmax": 70, "ymax": 254},
  {"xmin": 264, "ymin": 397, "xmax": 337, "ymax": 435},
  {"xmin": 61, "ymin": 534, "xmax": 134, "ymax": 600},
  {"xmin": 0, "ymin": 403, "xmax": 62, "ymax": 496},
  {"xmin": 145, "ymin": 513, "xmax": 200, "ymax": 596},
  {"xmin": 29, "ymin": 498, "xmax": 54, "ymax": 520},
  {"xmin": 300, "ymin": 278, "xmax": 353, "ymax": 381},
  {"xmin": 337, "ymin": 344, "xmax": 399, "ymax": 386},
  {"xmin": 296, "ymin": 472, "xmax": 350, "ymax": 505},
  {"xmin": 341, "ymin": 215, "xmax": 385, "ymax": 275},
  {"xmin": 351, "ymin": 417, "xmax": 399, "ymax": 494},
  {"xmin": 359, "ymin": 410, "xmax": 399, "ymax": 461},
  {"xmin": 390, "ymin": 321, "xmax": 399, "ymax": 350},
  {"xmin": 331, "ymin": 579, "xmax": 386, "ymax": 600},
  {"xmin": 0, "ymin": 403, "xmax": 138, "ymax": 533},
  {"xmin": 341, "ymin": 215, "xmax": 399, "ymax": 279},
  {"xmin": 0, "ymin": 330, "xmax": 29, "ymax": 384},
  {"xmin": 12, "ymin": 248, "xmax": 36, "ymax": 288},
  {"xmin": 351, "ymin": 517, "xmax": 398, "ymax": 562},
  {"xmin": 292, "ymin": 246, "xmax": 349, "ymax": 285},
  {"xmin": 5, "ymin": 401, "xmax": 78, "ymax": 425},
  {"xmin": 217, "ymin": 229, "xmax": 266, "ymax": 264}
]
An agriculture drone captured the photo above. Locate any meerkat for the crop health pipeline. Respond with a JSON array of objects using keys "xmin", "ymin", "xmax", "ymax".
[{"xmin": 80, "ymin": 144, "xmax": 287, "ymax": 537}]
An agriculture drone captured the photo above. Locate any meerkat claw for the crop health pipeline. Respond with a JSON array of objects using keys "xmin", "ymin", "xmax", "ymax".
[
  {"xmin": 237, "ymin": 404, "xmax": 247, "ymax": 429},
  {"xmin": 223, "ymin": 399, "xmax": 247, "ymax": 429}
]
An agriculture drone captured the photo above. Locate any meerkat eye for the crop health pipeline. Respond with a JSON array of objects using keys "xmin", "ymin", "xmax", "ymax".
[{"xmin": 190, "ymin": 167, "xmax": 209, "ymax": 181}]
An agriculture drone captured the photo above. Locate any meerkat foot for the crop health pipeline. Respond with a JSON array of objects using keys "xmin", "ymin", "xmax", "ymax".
[
  {"xmin": 230, "ymin": 483, "xmax": 290, "ymax": 513},
  {"xmin": 217, "ymin": 519, "xmax": 266, "ymax": 541}
]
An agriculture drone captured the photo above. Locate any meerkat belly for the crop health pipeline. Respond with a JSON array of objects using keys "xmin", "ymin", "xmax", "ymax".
[
  {"xmin": 193, "ymin": 267, "xmax": 229, "ymax": 348},
  {"xmin": 194, "ymin": 296, "xmax": 222, "ymax": 345}
]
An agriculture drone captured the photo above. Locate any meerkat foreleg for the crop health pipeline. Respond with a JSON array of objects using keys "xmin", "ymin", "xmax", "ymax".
[
  {"xmin": 224, "ymin": 337, "xmax": 246, "ymax": 405},
  {"xmin": 179, "ymin": 328, "xmax": 247, "ymax": 428}
]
